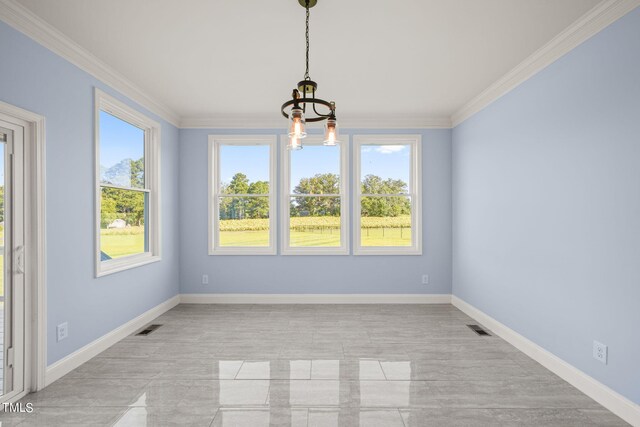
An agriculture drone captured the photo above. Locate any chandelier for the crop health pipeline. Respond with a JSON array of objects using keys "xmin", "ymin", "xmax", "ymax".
[{"xmin": 281, "ymin": 0, "xmax": 339, "ymax": 150}]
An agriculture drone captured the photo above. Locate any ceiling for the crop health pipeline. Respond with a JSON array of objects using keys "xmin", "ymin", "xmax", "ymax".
[{"xmin": 15, "ymin": 0, "xmax": 602, "ymax": 125}]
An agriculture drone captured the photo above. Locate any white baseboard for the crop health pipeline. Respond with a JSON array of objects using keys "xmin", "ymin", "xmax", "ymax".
[
  {"xmin": 451, "ymin": 295, "xmax": 640, "ymax": 426},
  {"xmin": 180, "ymin": 293, "xmax": 452, "ymax": 304},
  {"xmin": 44, "ymin": 295, "xmax": 180, "ymax": 387}
]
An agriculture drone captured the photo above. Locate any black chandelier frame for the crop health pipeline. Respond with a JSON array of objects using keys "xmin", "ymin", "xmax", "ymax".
[{"xmin": 280, "ymin": 0, "xmax": 337, "ymax": 124}]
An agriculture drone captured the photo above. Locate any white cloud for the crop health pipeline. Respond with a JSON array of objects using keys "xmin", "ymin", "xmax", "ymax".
[{"xmin": 375, "ymin": 145, "xmax": 406, "ymax": 154}]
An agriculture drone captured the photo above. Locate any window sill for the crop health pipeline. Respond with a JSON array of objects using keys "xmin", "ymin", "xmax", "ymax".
[
  {"xmin": 282, "ymin": 247, "xmax": 350, "ymax": 256},
  {"xmin": 96, "ymin": 254, "xmax": 161, "ymax": 277},
  {"xmin": 354, "ymin": 247, "xmax": 422, "ymax": 256},
  {"xmin": 209, "ymin": 247, "xmax": 277, "ymax": 256}
]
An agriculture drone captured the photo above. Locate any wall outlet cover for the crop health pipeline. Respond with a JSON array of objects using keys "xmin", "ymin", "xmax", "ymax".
[
  {"xmin": 57, "ymin": 322, "xmax": 69, "ymax": 342},
  {"xmin": 202, "ymin": 274, "xmax": 209, "ymax": 285},
  {"xmin": 422, "ymin": 274, "xmax": 429, "ymax": 285},
  {"xmin": 593, "ymin": 340, "xmax": 607, "ymax": 364}
]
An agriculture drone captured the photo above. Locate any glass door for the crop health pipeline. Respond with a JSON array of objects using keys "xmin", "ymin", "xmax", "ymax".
[{"xmin": 0, "ymin": 121, "xmax": 25, "ymax": 401}]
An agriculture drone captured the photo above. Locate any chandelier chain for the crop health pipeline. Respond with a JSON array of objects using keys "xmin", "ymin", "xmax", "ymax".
[{"xmin": 304, "ymin": 0, "xmax": 310, "ymax": 80}]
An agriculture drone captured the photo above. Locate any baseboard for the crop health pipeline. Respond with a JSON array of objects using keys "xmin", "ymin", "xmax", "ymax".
[
  {"xmin": 44, "ymin": 295, "xmax": 180, "ymax": 387},
  {"xmin": 451, "ymin": 295, "xmax": 640, "ymax": 426},
  {"xmin": 180, "ymin": 293, "xmax": 452, "ymax": 304}
]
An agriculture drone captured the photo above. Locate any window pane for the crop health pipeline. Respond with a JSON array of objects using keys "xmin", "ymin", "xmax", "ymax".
[
  {"xmin": 99, "ymin": 111, "xmax": 145, "ymax": 189},
  {"xmin": 361, "ymin": 144, "xmax": 410, "ymax": 194},
  {"xmin": 290, "ymin": 196, "xmax": 341, "ymax": 247},
  {"xmin": 290, "ymin": 145, "xmax": 340, "ymax": 194},
  {"xmin": 219, "ymin": 196, "xmax": 270, "ymax": 247},
  {"xmin": 361, "ymin": 196, "xmax": 411, "ymax": 247},
  {"xmin": 219, "ymin": 145, "xmax": 270, "ymax": 194},
  {"xmin": 100, "ymin": 187, "xmax": 147, "ymax": 258}
]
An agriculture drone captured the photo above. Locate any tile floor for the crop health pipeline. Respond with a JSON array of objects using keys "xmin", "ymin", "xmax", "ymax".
[{"xmin": 0, "ymin": 304, "xmax": 629, "ymax": 426}]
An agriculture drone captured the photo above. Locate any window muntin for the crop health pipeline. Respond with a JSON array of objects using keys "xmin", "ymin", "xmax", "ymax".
[
  {"xmin": 95, "ymin": 89, "xmax": 160, "ymax": 276},
  {"xmin": 282, "ymin": 136, "xmax": 349, "ymax": 255},
  {"xmin": 354, "ymin": 136, "xmax": 421, "ymax": 255},
  {"xmin": 210, "ymin": 136, "xmax": 276, "ymax": 255}
]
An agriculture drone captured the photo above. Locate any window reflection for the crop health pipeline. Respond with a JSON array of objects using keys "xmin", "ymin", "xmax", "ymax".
[
  {"xmin": 311, "ymin": 359, "xmax": 339, "ymax": 379},
  {"xmin": 379, "ymin": 361, "xmax": 412, "ymax": 380},
  {"xmin": 113, "ymin": 393, "xmax": 147, "ymax": 426}
]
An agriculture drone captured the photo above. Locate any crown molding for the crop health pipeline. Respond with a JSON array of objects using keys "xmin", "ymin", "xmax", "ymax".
[
  {"xmin": 0, "ymin": 0, "xmax": 181, "ymax": 127},
  {"xmin": 180, "ymin": 115, "xmax": 452, "ymax": 129},
  {"xmin": 451, "ymin": 0, "xmax": 640, "ymax": 127},
  {"xmin": 4, "ymin": 0, "xmax": 637, "ymax": 131}
]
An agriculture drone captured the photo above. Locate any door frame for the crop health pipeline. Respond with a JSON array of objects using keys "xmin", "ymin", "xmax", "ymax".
[{"xmin": 0, "ymin": 100, "xmax": 46, "ymax": 399}]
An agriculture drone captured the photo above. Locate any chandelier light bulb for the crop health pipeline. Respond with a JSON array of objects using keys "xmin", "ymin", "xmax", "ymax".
[
  {"xmin": 287, "ymin": 135, "xmax": 302, "ymax": 151},
  {"xmin": 323, "ymin": 117, "xmax": 339, "ymax": 146},
  {"xmin": 288, "ymin": 107, "xmax": 307, "ymax": 139}
]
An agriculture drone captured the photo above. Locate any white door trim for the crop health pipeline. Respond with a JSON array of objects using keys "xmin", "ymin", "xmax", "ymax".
[{"xmin": 0, "ymin": 100, "xmax": 46, "ymax": 396}]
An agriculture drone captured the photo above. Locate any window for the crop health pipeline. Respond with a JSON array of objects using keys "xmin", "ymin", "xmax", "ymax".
[
  {"xmin": 353, "ymin": 135, "xmax": 422, "ymax": 255},
  {"xmin": 209, "ymin": 136, "xmax": 276, "ymax": 255},
  {"xmin": 95, "ymin": 89, "xmax": 161, "ymax": 276},
  {"xmin": 281, "ymin": 135, "xmax": 349, "ymax": 255}
]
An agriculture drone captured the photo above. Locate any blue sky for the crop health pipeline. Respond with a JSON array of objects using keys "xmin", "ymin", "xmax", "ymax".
[
  {"xmin": 220, "ymin": 145, "xmax": 270, "ymax": 187},
  {"xmin": 218, "ymin": 143, "xmax": 410, "ymax": 191},
  {"xmin": 290, "ymin": 145, "xmax": 339, "ymax": 193},
  {"xmin": 99, "ymin": 111, "xmax": 144, "ymax": 168},
  {"xmin": 361, "ymin": 144, "xmax": 410, "ymax": 188}
]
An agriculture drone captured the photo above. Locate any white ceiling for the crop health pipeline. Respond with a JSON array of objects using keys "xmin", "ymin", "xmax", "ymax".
[{"xmin": 16, "ymin": 0, "xmax": 601, "ymax": 124}]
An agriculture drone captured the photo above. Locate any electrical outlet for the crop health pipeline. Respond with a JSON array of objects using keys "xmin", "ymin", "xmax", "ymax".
[
  {"xmin": 422, "ymin": 274, "xmax": 429, "ymax": 285},
  {"xmin": 57, "ymin": 322, "xmax": 68, "ymax": 342},
  {"xmin": 593, "ymin": 341, "xmax": 607, "ymax": 364},
  {"xmin": 202, "ymin": 274, "xmax": 209, "ymax": 285}
]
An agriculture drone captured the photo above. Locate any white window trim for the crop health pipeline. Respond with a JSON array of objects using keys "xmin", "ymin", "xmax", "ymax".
[
  {"xmin": 353, "ymin": 134, "xmax": 422, "ymax": 256},
  {"xmin": 209, "ymin": 135, "xmax": 277, "ymax": 255},
  {"xmin": 94, "ymin": 88, "xmax": 162, "ymax": 277},
  {"xmin": 280, "ymin": 135, "xmax": 350, "ymax": 255}
]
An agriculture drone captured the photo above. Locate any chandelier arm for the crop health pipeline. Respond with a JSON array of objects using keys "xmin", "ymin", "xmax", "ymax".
[
  {"xmin": 281, "ymin": 98, "xmax": 333, "ymax": 121},
  {"xmin": 311, "ymin": 88, "xmax": 324, "ymax": 117}
]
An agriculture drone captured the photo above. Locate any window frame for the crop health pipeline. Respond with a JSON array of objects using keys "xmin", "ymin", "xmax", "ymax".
[
  {"xmin": 353, "ymin": 134, "xmax": 422, "ymax": 256},
  {"xmin": 280, "ymin": 135, "xmax": 350, "ymax": 255},
  {"xmin": 94, "ymin": 88, "xmax": 161, "ymax": 277},
  {"xmin": 208, "ymin": 135, "xmax": 277, "ymax": 255}
]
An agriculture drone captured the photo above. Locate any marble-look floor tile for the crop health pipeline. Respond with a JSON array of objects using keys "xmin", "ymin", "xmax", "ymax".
[
  {"xmin": 159, "ymin": 358, "xmax": 244, "ymax": 380},
  {"xmin": 211, "ymin": 407, "xmax": 308, "ymax": 427},
  {"xmin": 400, "ymin": 408, "xmax": 624, "ymax": 427},
  {"xmin": 429, "ymin": 379, "xmax": 601, "ymax": 409},
  {"xmin": 7, "ymin": 304, "xmax": 626, "ymax": 426},
  {"xmin": 0, "ymin": 406, "xmax": 120, "ymax": 426},
  {"xmin": 109, "ymin": 405, "xmax": 218, "ymax": 427},
  {"xmin": 380, "ymin": 358, "xmax": 531, "ymax": 381},
  {"xmin": 308, "ymin": 408, "xmax": 405, "ymax": 427},
  {"xmin": 280, "ymin": 343, "xmax": 345, "ymax": 359},
  {"xmin": 267, "ymin": 380, "xmax": 353, "ymax": 407},
  {"xmin": 236, "ymin": 360, "xmax": 312, "ymax": 380},
  {"xmin": 311, "ymin": 359, "xmax": 386, "ymax": 380},
  {"xmin": 17, "ymin": 378, "xmax": 150, "ymax": 407},
  {"xmin": 65, "ymin": 357, "xmax": 174, "ymax": 379}
]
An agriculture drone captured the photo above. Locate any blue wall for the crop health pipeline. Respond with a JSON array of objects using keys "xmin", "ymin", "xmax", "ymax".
[
  {"xmin": 452, "ymin": 8, "xmax": 640, "ymax": 404},
  {"xmin": 0, "ymin": 21, "xmax": 181, "ymax": 365},
  {"xmin": 179, "ymin": 128, "xmax": 452, "ymax": 295}
]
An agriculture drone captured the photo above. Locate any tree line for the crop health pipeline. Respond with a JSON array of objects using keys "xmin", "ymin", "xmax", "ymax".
[
  {"xmin": 219, "ymin": 172, "xmax": 410, "ymax": 220},
  {"xmin": 100, "ymin": 166, "xmax": 412, "ymax": 228},
  {"xmin": 100, "ymin": 158, "xmax": 145, "ymax": 228}
]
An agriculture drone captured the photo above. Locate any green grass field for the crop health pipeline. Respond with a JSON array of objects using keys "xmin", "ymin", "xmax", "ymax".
[
  {"xmin": 0, "ymin": 226, "xmax": 3, "ymax": 296},
  {"xmin": 98, "ymin": 217, "xmax": 412, "ymax": 256},
  {"xmin": 100, "ymin": 226, "xmax": 145, "ymax": 259},
  {"xmin": 0, "ymin": 254, "xmax": 3, "ymax": 297},
  {"xmin": 218, "ymin": 216, "xmax": 411, "ymax": 247}
]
